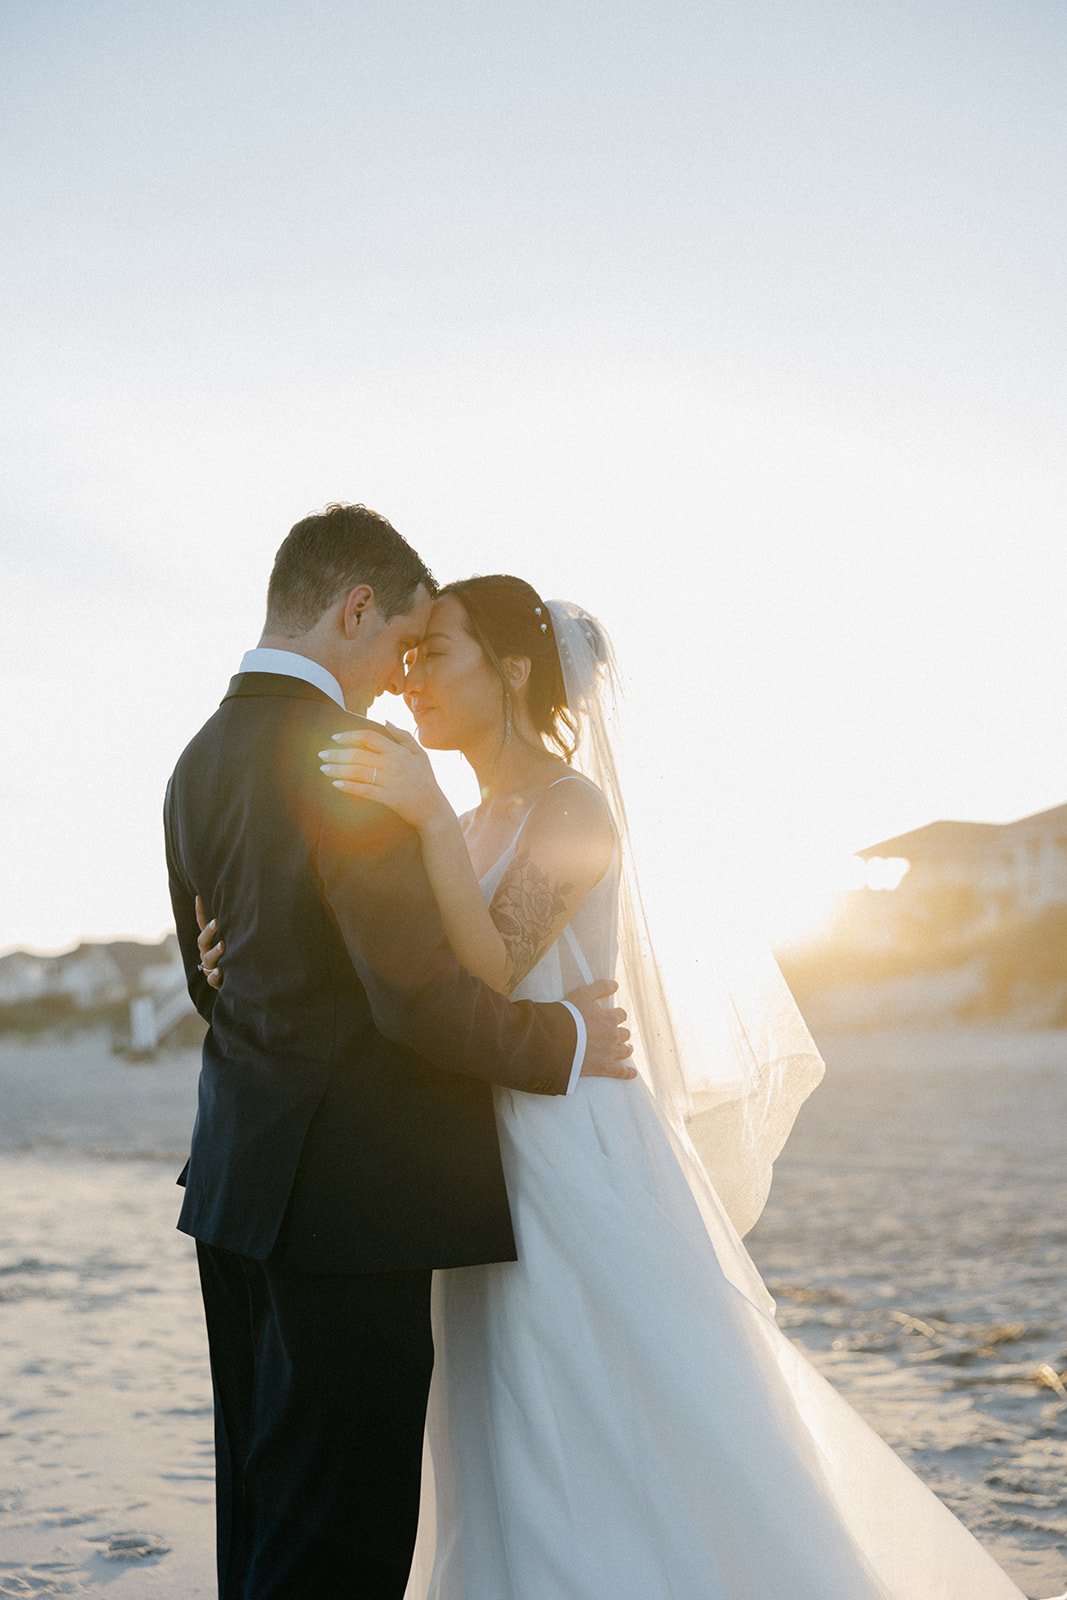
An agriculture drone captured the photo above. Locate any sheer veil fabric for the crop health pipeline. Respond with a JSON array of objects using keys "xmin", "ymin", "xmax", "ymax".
[
  {"xmin": 400, "ymin": 602, "xmax": 1052, "ymax": 1600},
  {"xmin": 546, "ymin": 598, "xmax": 826, "ymax": 1247}
]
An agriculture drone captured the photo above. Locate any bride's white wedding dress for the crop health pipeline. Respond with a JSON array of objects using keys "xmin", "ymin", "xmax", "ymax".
[{"xmin": 405, "ymin": 780, "xmax": 1033, "ymax": 1600}]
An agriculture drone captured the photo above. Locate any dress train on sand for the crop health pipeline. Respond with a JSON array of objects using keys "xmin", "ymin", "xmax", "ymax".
[{"xmin": 404, "ymin": 814, "xmax": 1038, "ymax": 1600}]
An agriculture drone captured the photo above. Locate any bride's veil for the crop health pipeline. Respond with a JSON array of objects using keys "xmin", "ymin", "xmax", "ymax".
[{"xmin": 547, "ymin": 599, "xmax": 827, "ymax": 1247}]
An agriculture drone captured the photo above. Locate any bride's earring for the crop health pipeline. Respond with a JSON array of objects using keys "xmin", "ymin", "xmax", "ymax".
[{"xmin": 504, "ymin": 695, "xmax": 514, "ymax": 743}]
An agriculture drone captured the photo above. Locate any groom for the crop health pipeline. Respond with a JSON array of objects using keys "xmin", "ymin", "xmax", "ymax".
[{"xmin": 164, "ymin": 502, "xmax": 634, "ymax": 1600}]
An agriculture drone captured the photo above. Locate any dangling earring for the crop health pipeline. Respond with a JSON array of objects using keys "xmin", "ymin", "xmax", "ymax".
[{"xmin": 504, "ymin": 694, "xmax": 514, "ymax": 743}]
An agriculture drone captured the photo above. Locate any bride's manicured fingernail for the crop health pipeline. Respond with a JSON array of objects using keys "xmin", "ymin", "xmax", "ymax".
[{"xmin": 332, "ymin": 780, "xmax": 347, "ymax": 790}]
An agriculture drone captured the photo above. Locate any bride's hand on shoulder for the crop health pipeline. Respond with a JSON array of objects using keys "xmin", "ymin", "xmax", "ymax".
[{"xmin": 319, "ymin": 725, "xmax": 450, "ymax": 832}]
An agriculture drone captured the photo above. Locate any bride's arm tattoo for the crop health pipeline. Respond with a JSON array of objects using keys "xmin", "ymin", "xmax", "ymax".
[{"xmin": 489, "ymin": 848, "xmax": 574, "ymax": 990}]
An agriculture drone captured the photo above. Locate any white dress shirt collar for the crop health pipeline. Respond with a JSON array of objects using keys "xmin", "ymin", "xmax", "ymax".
[{"xmin": 238, "ymin": 648, "xmax": 347, "ymax": 711}]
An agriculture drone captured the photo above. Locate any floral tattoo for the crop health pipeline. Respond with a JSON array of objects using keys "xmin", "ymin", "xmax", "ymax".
[{"xmin": 490, "ymin": 849, "xmax": 574, "ymax": 990}]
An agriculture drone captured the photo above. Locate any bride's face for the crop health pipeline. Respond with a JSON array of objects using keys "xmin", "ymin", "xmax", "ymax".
[{"xmin": 404, "ymin": 595, "xmax": 504, "ymax": 751}]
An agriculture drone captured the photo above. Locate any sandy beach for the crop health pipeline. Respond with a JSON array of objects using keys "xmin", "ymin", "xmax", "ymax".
[{"xmin": 0, "ymin": 1028, "xmax": 1064, "ymax": 1597}]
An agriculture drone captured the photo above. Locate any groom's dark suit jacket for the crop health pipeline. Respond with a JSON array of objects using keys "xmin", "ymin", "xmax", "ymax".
[{"xmin": 164, "ymin": 670, "xmax": 576, "ymax": 1273}]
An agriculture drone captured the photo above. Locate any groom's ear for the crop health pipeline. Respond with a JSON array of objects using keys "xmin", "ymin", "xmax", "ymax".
[{"xmin": 342, "ymin": 585, "xmax": 375, "ymax": 638}]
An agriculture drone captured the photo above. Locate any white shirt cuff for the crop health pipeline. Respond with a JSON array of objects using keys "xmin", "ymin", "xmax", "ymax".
[{"xmin": 559, "ymin": 1000, "xmax": 586, "ymax": 1095}]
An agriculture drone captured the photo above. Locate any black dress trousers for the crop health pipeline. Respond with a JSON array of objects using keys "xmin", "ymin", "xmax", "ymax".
[{"xmin": 197, "ymin": 1240, "xmax": 434, "ymax": 1600}]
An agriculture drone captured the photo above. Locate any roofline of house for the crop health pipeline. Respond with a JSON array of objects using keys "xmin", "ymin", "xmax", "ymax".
[{"xmin": 859, "ymin": 801, "xmax": 1067, "ymax": 860}]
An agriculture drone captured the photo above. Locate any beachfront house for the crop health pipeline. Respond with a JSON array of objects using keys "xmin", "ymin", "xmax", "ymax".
[
  {"xmin": 855, "ymin": 801, "xmax": 1067, "ymax": 945},
  {"xmin": 0, "ymin": 935, "xmax": 185, "ymax": 1012}
]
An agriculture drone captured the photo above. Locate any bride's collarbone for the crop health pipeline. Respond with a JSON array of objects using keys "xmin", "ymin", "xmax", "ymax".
[
  {"xmin": 461, "ymin": 809, "xmax": 527, "ymax": 880},
  {"xmin": 461, "ymin": 778, "xmax": 574, "ymax": 880}
]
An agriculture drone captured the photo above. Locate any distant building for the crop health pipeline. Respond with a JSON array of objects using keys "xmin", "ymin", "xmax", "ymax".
[
  {"xmin": 1006, "ymin": 803, "xmax": 1067, "ymax": 914},
  {"xmin": 855, "ymin": 802, "xmax": 1067, "ymax": 942},
  {"xmin": 0, "ymin": 950, "xmax": 51, "ymax": 1005},
  {"xmin": 0, "ymin": 934, "xmax": 184, "ymax": 1010}
]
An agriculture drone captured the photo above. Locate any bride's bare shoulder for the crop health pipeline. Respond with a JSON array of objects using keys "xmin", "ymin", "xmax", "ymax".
[
  {"xmin": 544, "ymin": 769, "xmax": 610, "ymax": 811},
  {"xmin": 523, "ymin": 772, "xmax": 616, "ymax": 876}
]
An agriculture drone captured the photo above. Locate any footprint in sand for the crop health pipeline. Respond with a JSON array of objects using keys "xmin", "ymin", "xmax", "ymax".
[
  {"xmin": 0, "ymin": 1562, "xmax": 85, "ymax": 1595},
  {"xmin": 94, "ymin": 1531, "xmax": 171, "ymax": 1562}
]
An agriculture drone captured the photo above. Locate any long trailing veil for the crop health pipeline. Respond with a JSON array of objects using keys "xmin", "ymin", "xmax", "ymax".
[
  {"xmin": 406, "ymin": 603, "xmax": 1056, "ymax": 1600},
  {"xmin": 547, "ymin": 598, "xmax": 827, "ymax": 1244}
]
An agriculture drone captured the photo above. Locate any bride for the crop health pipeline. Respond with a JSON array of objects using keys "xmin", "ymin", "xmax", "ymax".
[{"xmin": 201, "ymin": 574, "xmax": 1049, "ymax": 1599}]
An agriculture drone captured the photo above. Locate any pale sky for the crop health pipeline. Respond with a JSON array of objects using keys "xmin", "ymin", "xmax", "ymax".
[{"xmin": 2, "ymin": 0, "xmax": 1064, "ymax": 954}]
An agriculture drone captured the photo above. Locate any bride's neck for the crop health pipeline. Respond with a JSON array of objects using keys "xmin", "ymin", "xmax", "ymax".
[{"xmin": 462, "ymin": 725, "xmax": 562, "ymax": 815}]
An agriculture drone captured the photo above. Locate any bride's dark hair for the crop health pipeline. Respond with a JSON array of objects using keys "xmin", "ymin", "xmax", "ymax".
[{"xmin": 438, "ymin": 575, "xmax": 580, "ymax": 760}]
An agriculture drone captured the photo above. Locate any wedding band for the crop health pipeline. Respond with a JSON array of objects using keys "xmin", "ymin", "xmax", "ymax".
[
  {"xmin": 197, "ymin": 961, "xmax": 208, "ymax": 974},
  {"xmin": 371, "ymin": 767, "xmax": 378, "ymax": 785}
]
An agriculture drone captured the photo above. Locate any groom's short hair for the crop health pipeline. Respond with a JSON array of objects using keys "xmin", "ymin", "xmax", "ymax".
[{"xmin": 266, "ymin": 503, "xmax": 436, "ymax": 633}]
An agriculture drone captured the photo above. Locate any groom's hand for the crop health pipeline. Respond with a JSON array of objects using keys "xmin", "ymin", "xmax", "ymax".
[{"xmin": 566, "ymin": 980, "xmax": 637, "ymax": 1081}]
